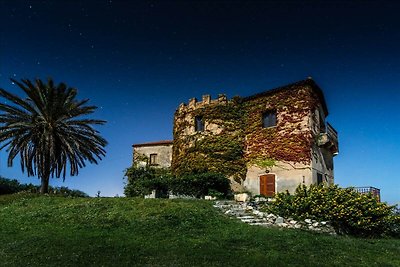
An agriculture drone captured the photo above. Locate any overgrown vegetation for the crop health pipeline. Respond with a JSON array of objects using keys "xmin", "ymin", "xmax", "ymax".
[
  {"xmin": 172, "ymin": 82, "xmax": 323, "ymax": 183},
  {"xmin": 171, "ymin": 172, "xmax": 231, "ymax": 198},
  {"xmin": 172, "ymin": 100, "xmax": 246, "ymax": 182},
  {"xmin": 124, "ymin": 166, "xmax": 231, "ymax": 199},
  {"xmin": 0, "ymin": 194, "xmax": 399, "ymax": 266},
  {"xmin": 0, "ymin": 176, "xmax": 88, "ymax": 197},
  {"xmin": 124, "ymin": 167, "xmax": 172, "ymax": 198},
  {"xmin": 261, "ymin": 184, "xmax": 400, "ymax": 237}
]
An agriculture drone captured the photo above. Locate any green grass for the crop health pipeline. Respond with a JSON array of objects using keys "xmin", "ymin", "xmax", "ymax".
[{"xmin": 0, "ymin": 194, "xmax": 399, "ymax": 266}]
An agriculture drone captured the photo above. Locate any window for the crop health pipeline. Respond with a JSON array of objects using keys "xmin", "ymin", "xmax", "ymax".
[
  {"xmin": 317, "ymin": 173, "xmax": 323, "ymax": 185},
  {"xmin": 149, "ymin": 154, "xmax": 157, "ymax": 165},
  {"xmin": 262, "ymin": 111, "xmax": 277, "ymax": 128},
  {"xmin": 195, "ymin": 116, "xmax": 205, "ymax": 132},
  {"xmin": 316, "ymin": 109, "xmax": 326, "ymax": 132}
]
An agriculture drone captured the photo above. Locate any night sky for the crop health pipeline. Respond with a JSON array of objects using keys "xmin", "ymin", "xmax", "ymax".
[{"xmin": 0, "ymin": 0, "xmax": 399, "ymax": 204}]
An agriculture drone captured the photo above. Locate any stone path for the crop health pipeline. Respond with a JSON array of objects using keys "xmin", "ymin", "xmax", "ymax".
[{"xmin": 213, "ymin": 200, "xmax": 336, "ymax": 234}]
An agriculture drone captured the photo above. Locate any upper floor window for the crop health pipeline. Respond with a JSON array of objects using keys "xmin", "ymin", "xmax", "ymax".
[
  {"xmin": 262, "ymin": 110, "xmax": 277, "ymax": 128},
  {"xmin": 195, "ymin": 116, "xmax": 205, "ymax": 132},
  {"xmin": 149, "ymin": 154, "xmax": 158, "ymax": 165},
  {"xmin": 317, "ymin": 173, "xmax": 323, "ymax": 185}
]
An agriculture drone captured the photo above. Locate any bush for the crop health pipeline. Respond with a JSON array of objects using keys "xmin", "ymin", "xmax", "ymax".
[
  {"xmin": 170, "ymin": 172, "xmax": 232, "ymax": 198},
  {"xmin": 124, "ymin": 167, "xmax": 232, "ymax": 199},
  {"xmin": 262, "ymin": 184, "xmax": 400, "ymax": 237},
  {"xmin": 0, "ymin": 176, "xmax": 88, "ymax": 197},
  {"xmin": 124, "ymin": 167, "xmax": 172, "ymax": 197},
  {"xmin": 0, "ymin": 177, "xmax": 23, "ymax": 194}
]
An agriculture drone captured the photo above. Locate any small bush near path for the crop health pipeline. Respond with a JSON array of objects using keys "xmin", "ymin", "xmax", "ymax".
[{"xmin": 261, "ymin": 184, "xmax": 400, "ymax": 237}]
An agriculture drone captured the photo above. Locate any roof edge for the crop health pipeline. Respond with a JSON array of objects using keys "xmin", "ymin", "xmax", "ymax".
[
  {"xmin": 132, "ymin": 140, "xmax": 173, "ymax": 147},
  {"xmin": 242, "ymin": 78, "xmax": 329, "ymax": 116}
]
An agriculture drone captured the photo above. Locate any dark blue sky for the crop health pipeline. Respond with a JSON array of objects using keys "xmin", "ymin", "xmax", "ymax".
[{"xmin": 0, "ymin": 0, "xmax": 399, "ymax": 204}]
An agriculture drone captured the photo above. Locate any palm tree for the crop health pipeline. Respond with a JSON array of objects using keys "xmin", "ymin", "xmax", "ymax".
[{"xmin": 0, "ymin": 78, "xmax": 107, "ymax": 193}]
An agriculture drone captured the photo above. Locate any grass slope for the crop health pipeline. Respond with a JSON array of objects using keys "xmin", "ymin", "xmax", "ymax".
[{"xmin": 0, "ymin": 194, "xmax": 399, "ymax": 267}]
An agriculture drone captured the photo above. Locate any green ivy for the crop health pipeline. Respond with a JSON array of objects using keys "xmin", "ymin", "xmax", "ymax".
[{"xmin": 172, "ymin": 85, "xmax": 322, "ymax": 182}]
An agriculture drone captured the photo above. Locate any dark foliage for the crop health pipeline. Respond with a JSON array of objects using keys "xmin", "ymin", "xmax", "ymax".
[
  {"xmin": 124, "ymin": 167, "xmax": 172, "ymax": 197},
  {"xmin": 0, "ymin": 78, "xmax": 107, "ymax": 193},
  {"xmin": 170, "ymin": 172, "xmax": 231, "ymax": 199},
  {"xmin": 0, "ymin": 176, "xmax": 88, "ymax": 197},
  {"xmin": 124, "ymin": 167, "xmax": 231, "ymax": 199}
]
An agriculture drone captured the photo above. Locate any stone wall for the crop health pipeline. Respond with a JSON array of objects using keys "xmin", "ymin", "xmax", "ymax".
[
  {"xmin": 245, "ymin": 162, "xmax": 312, "ymax": 195},
  {"xmin": 133, "ymin": 143, "xmax": 173, "ymax": 168}
]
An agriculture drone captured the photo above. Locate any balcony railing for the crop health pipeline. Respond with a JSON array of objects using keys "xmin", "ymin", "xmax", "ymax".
[
  {"xmin": 317, "ymin": 122, "xmax": 339, "ymax": 155},
  {"xmin": 352, "ymin": 186, "xmax": 381, "ymax": 202}
]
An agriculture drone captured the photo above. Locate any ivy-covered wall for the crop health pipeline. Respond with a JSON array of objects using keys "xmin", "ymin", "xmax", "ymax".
[
  {"xmin": 172, "ymin": 80, "xmax": 329, "ymax": 186},
  {"xmin": 243, "ymin": 84, "xmax": 319, "ymax": 165},
  {"xmin": 172, "ymin": 98, "xmax": 246, "ymax": 182}
]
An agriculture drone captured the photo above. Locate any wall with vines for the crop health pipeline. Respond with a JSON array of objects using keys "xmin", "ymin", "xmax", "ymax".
[
  {"xmin": 172, "ymin": 99, "xmax": 246, "ymax": 182},
  {"xmin": 172, "ymin": 83, "xmax": 323, "ymax": 183}
]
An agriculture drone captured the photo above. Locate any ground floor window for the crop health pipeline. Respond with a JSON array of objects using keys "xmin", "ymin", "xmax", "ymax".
[{"xmin": 149, "ymin": 154, "xmax": 158, "ymax": 165}]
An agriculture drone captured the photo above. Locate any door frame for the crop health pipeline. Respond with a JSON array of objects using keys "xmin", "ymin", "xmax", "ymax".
[{"xmin": 259, "ymin": 173, "xmax": 276, "ymax": 197}]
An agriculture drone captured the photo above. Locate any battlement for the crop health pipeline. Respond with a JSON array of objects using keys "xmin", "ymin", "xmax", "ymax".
[{"xmin": 177, "ymin": 93, "xmax": 228, "ymax": 113}]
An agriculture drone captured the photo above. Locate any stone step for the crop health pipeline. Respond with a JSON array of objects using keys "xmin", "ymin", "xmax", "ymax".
[
  {"xmin": 249, "ymin": 222, "xmax": 272, "ymax": 226},
  {"xmin": 237, "ymin": 215, "xmax": 256, "ymax": 219}
]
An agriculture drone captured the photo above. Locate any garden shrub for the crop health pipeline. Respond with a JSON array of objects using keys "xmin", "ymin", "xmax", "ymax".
[
  {"xmin": 262, "ymin": 184, "xmax": 400, "ymax": 237},
  {"xmin": 170, "ymin": 172, "xmax": 232, "ymax": 198},
  {"xmin": 124, "ymin": 167, "xmax": 172, "ymax": 197},
  {"xmin": 124, "ymin": 167, "xmax": 231, "ymax": 199}
]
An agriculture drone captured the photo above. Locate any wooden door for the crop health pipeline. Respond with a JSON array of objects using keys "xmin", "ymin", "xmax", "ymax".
[{"xmin": 260, "ymin": 174, "xmax": 275, "ymax": 197}]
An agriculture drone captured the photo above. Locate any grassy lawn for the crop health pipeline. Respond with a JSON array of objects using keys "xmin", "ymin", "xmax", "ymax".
[{"xmin": 0, "ymin": 194, "xmax": 399, "ymax": 266}]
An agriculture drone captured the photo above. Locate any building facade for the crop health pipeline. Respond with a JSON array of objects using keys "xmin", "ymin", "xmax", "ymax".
[{"xmin": 133, "ymin": 78, "xmax": 338, "ymax": 196}]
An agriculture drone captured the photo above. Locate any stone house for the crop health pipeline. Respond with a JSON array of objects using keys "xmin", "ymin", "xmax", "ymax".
[{"xmin": 132, "ymin": 78, "xmax": 338, "ymax": 196}]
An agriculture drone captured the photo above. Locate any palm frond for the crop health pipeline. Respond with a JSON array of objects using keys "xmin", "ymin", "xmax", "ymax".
[{"xmin": 0, "ymin": 78, "xmax": 108, "ymax": 186}]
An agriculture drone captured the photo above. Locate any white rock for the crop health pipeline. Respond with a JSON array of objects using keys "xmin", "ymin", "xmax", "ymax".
[
  {"xmin": 312, "ymin": 222, "xmax": 319, "ymax": 227},
  {"xmin": 305, "ymin": 219, "xmax": 312, "ymax": 224},
  {"xmin": 204, "ymin": 195, "xmax": 217, "ymax": 200},
  {"xmin": 321, "ymin": 221, "xmax": 327, "ymax": 225},
  {"xmin": 234, "ymin": 193, "xmax": 250, "ymax": 202},
  {"xmin": 289, "ymin": 220, "xmax": 297, "ymax": 225},
  {"xmin": 224, "ymin": 210, "xmax": 232, "ymax": 214},
  {"xmin": 275, "ymin": 216, "xmax": 284, "ymax": 224}
]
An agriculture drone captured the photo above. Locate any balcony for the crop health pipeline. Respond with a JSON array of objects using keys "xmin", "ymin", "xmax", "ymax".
[
  {"xmin": 352, "ymin": 186, "xmax": 381, "ymax": 202},
  {"xmin": 317, "ymin": 122, "xmax": 339, "ymax": 155}
]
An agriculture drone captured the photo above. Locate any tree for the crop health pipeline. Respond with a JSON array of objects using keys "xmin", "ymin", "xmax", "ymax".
[{"xmin": 0, "ymin": 78, "xmax": 107, "ymax": 193}]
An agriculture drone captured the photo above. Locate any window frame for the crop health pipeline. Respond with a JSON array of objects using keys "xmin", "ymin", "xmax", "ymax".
[
  {"xmin": 149, "ymin": 153, "xmax": 158, "ymax": 166},
  {"xmin": 317, "ymin": 172, "xmax": 323, "ymax": 185},
  {"xmin": 195, "ymin": 115, "xmax": 205, "ymax": 132},
  {"xmin": 262, "ymin": 110, "xmax": 277, "ymax": 128}
]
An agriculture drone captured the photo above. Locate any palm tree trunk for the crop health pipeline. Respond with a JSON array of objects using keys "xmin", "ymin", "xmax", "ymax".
[{"xmin": 40, "ymin": 174, "xmax": 50, "ymax": 194}]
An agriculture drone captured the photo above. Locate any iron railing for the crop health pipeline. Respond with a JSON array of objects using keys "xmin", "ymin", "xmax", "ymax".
[{"xmin": 352, "ymin": 186, "xmax": 381, "ymax": 202}]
